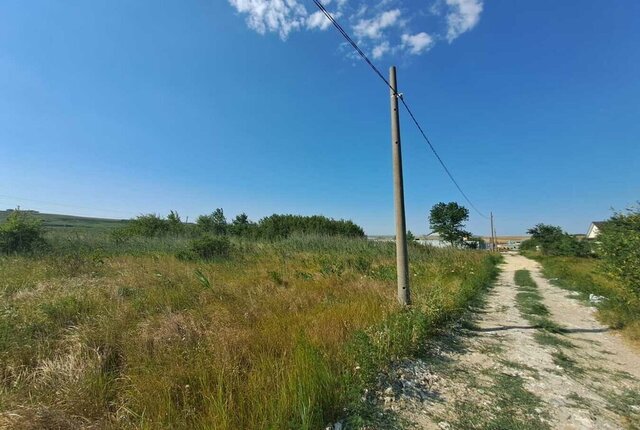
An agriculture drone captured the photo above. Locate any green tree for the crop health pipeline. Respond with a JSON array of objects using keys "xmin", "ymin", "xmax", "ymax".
[
  {"xmin": 526, "ymin": 224, "xmax": 564, "ymax": 247},
  {"xmin": 231, "ymin": 212, "xmax": 255, "ymax": 237},
  {"xmin": 526, "ymin": 224, "xmax": 590, "ymax": 257},
  {"xmin": 406, "ymin": 230, "xmax": 416, "ymax": 242},
  {"xmin": 197, "ymin": 208, "xmax": 227, "ymax": 235},
  {"xmin": 196, "ymin": 214, "xmax": 213, "ymax": 232},
  {"xmin": 429, "ymin": 202, "xmax": 471, "ymax": 246},
  {"xmin": 167, "ymin": 210, "xmax": 184, "ymax": 234}
]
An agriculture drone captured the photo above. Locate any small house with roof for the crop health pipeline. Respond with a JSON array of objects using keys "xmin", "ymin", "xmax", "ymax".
[{"xmin": 586, "ymin": 221, "xmax": 606, "ymax": 239}]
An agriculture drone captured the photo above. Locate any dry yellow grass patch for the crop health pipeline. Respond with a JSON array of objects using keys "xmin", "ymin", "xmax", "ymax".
[{"xmin": 1, "ymin": 238, "xmax": 498, "ymax": 429}]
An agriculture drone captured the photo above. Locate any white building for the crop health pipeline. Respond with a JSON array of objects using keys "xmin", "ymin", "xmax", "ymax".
[
  {"xmin": 416, "ymin": 233, "xmax": 449, "ymax": 248},
  {"xmin": 586, "ymin": 221, "xmax": 606, "ymax": 239}
]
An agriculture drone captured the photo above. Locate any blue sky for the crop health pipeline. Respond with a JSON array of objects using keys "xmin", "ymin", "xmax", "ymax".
[{"xmin": 1, "ymin": 1, "xmax": 638, "ymax": 235}]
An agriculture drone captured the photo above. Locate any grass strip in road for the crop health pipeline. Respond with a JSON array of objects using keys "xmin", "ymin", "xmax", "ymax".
[
  {"xmin": 551, "ymin": 350, "xmax": 584, "ymax": 376},
  {"xmin": 514, "ymin": 270, "xmax": 559, "ymax": 330},
  {"xmin": 534, "ymin": 331, "xmax": 575, "ymax": 349},
  {"xmin": 513, "ymin": 270, "xmax": 589, "ymax": 378}
]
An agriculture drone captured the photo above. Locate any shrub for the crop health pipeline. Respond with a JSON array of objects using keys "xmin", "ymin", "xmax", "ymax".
[
  {"xmin": 553, "ymin": 235, "xmax": 591, "ymax": 257},
  {"xmin": 127, "ymin": 214, "xmax": 169, "ymax": 237},
  {"xmin": 0, "ymin": 209, "xmax": 46, "ymax": 254},
  {"xmin": 113, "ymin": 212, "xmax": 188, "ymax": 240},
  {"xmin": 525, "ymin": 223, "xmax": 590, "ymax": 257},
  {"xmin": 598, "ymin": 206, "xmax": 640, "ymax": 299},
  {"xmin": 257, "ymin": 214, "xmax": 365, "ymax": 239},
  {"xmin": 179, "ymin": 235, "xmax": 232, "ymax": 261},
  {"xmin": 519, "ymin": 239, "xmax": 537, "ymax": 252}
]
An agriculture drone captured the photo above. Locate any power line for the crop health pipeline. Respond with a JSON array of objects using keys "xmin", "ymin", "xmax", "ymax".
[
  {"xmin": 312, "ymin": 0, "xmax": 393, "ymax": 88},
  {"xmin": 398, "ymin": 98, "xmax": 487, "ymax": 218},
  {"xmin": 312, "ymin": 0, "xmax": 487, "ymax": 219}
]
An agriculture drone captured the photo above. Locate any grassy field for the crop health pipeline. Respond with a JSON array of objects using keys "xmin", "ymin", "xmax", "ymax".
[
  {"xmin": 523, "ymin": 252, "xmax": 640, "ymax": 344},
  {"xmin": 0, "ymin": 210, "xmax": 128, "ymax": 233},
  {"xmin": 0, "ymin": 233, "xmax": 499, "ymax": 429}
]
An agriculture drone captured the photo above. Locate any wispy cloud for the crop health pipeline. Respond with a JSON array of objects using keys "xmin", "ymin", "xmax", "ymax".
[
  {"xmin": 445, "ymin": 0, "xmax": 483, "ymax": 42},
  {"xmin": 227, "ymin": 0, "xmax": 308, "ymax": 40},
  {"xmin": 353, "ymin": 9, "xmax": 402, "ymax": 40},
  {"xmin": 307, "ymin": 10, "xmax": 340, "ymax": 31},
  {"xmin": 372, "ymin": 41, "xmax": 391, "ymax": 59},
  {"xmin": 401, "ymin": 32, "xmax": 434, "ymax": 55},
  {"xmin": 227, "ymin": 0, "xmax": 483, "ymax": 57}
]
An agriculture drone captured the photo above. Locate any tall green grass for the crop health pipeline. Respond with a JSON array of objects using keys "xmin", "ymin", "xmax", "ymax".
[{"xmin": 1, "ymin": 235, "xmax": 499, "ymax": 429}]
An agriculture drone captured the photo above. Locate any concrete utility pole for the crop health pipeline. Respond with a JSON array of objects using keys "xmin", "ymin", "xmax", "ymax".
[
  {"xmin": 390, "ymin": 66, "xmax": 410, "ymax": 306},
  {"xmin": 493, "ymin": 223, "xmax": 498, "ymax": 251},
  {"xmin": 490, "ymin": 212, "xmax": 495, "ymax": 251}
]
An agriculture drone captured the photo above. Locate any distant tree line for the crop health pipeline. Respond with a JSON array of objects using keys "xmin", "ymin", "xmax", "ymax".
[
  {"xmin": 113, "ymin": 209, "xmax": 365, "ymax": 240},
  {"xmin": 0, "ymin": 208, "xmax": 366, "ymax": 260}
]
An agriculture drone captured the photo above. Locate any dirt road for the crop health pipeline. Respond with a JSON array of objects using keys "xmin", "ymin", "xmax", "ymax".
[{"xmin": 371, "ymin": 253, "xmax": 640, "ymax": 429}]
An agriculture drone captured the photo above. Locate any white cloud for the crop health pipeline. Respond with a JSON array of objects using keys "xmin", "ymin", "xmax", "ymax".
[
  {"xmin": 445, "ymin": 0, "xmax": 483, "ymax": 42},
  {"xmin": 306, "ymin": 10, "xmax": 341, "ymax": 31},
  {"xmin": 353, "ymin": 9, "xmax": 401, "ymax": 40},
  {"xmin": 228, "ymin": 0, "xmax": 308, "ymax": 40},
  {"xmin": 401, "ymin": 32, "xmax": 434, "ymax": 55},
  {"xmin": 372, "ymin": 41, "xmax": 390, "ymax": 59},
  {"xmin": 228, "ymin": 0, "xmax": 484, "ymax": 57}
]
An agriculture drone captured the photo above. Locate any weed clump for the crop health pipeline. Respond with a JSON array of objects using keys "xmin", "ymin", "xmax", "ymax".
[{"xmin": 178, "ymin": 235, "xmax": 232, "ymax": 261}]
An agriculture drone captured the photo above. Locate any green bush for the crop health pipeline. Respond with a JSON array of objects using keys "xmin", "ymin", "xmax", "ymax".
[
  {"xmin": 127, "ymin": 214, "xmax": 169, "ymax": 237},
  {"xmin": 525, "ymin": 223, "xmax": 591, "ymax": 257},
  {"xmin": 0, "ymin": 209, "xmax": 46, "ymax": 254},
  {"xmin": 112, "ymin": 212, "xmax": 189, "ymax": 240},
  {"xmin": 598, "ymin": 207, "xmax": 640, "ymax": 299},
  {"xmin": 519, "ymin": 239, "xmax": 537, "ymax": 251},
  {"xmin": 551, "ymin": 234, "xmax": 591, "ymax": 257},
  {"xmin": 257, "ymin": 214, "xmax": 365, "ymax": 239},
  {"xmin": 179, "ymin": 235, "xmax": 232, "ymax": 261}
]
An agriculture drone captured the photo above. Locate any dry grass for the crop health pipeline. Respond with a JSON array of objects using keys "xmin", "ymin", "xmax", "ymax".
[{"xmin": 1, "ymin": 237, "xmax": 499, "ymax": 429}]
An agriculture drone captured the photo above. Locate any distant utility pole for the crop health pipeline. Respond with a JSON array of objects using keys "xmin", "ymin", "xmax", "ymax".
[
  {"xmin": 493, "ymin": 220, "xmax": 498, "ymax": 251},
  {"xmin": 490, "ymin": 212, "xmax": 495, "ymax": 251},
  {"xmin": 390, "ymin": 66, "xmax": 410, "ymax": 306}
]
